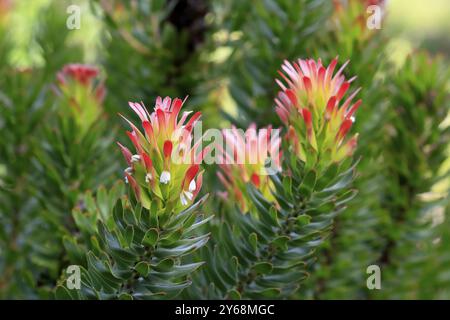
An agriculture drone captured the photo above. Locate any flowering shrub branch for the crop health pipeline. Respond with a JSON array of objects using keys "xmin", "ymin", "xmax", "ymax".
[
  {"xmin": 29, "ymin": 64, "xmax": 116, "ymax": 292},
  {"xmin": 1, "ymin": 0, "xmax": 448, "ymax": 302},
  {"xmin": 186, "ymin": 58, "xmax": 360, "ymax": 299},
  {"xmin": 276, "ymin": 57, "xmax": 361, "ymax": 168},
  {"xmin": 56, "ymin": 97, "xmax": 211, "ymax": 299}
]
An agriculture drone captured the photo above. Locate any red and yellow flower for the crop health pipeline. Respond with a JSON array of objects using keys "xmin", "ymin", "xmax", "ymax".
[
  {"xmin": 118, "ymin": 96, "xmax": 205, "ymax": 210},
  {"xmin": 56, "ymin": 64, "xmax": 105, "ymax": 133},
  {"xmin": 217, "ymin": 124, "xmax": 281, "ymax": 212},
  {"xmin": 57, "ymin": 64, "xmax": 105, "ymax": 102},
  {"xmin": 275, "ymin": 57, "xmax": 361, "ymax": 167}
]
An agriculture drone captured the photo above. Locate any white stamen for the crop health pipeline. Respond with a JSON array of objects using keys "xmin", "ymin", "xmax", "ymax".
[
  {"xmin": 124, "ymin": 176, "xmax": 129, "ymax": 184},
  {"xmin": 188, "ymin": 179, "xmax": 196, "ymax": 192},
  {"xmin": 145, "ymin": 173, "xmax": 152, "ymax": 183},
  {"xmin": 131, "ymin": 154, "xmax": 141, "ymax": 162},
  {"xmin": 124, "ymin": 167, "xmax": 133, "ymax": 174},
  {"xmin": 180, "ymin": 193, "xmax": 188, "ymax": 206},
  {"xmin": 350, "ymin": 116, "xmax": 355, "ymax": 123},
  {"xmin": 180, "ymin": 190, "xmax": 194, "ymax": 206},
  {"xmin": 184, "ymin": 190, "xmax": 193, "ymax": 201},
  {"xmin": 160, "ymin": 171, "xmax": 171, "ymax": 184}
]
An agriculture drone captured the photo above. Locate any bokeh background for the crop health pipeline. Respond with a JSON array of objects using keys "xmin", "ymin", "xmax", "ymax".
[{"xmin": 7, "ymin": 1, "xmax": 450, "ymax": 65}]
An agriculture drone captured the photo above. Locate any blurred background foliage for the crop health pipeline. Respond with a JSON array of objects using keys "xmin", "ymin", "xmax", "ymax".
[
  {"xmin": 7, "ymin": 0, "xmax": 450, "ymax": 66},
  {"xmin": 0, "ymin": 0, "xmax": 449, "ymax": 299}
]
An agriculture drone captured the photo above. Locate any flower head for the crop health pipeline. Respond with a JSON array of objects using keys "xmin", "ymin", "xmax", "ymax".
[
  {"xmin": 118, "ymin": 96, "xmax": 204, "ymax": 210},
  {"xmin": 275, "ymin": 58, "xmax": 361, "ymax": 167},
  {"xmin": 58, "ymin": 64, "xmax": 98, "ymax": 85},
  {"xmin": 57, "ymin": 64, "xmax": 105, "ymax": 103},
  {"xmin": 55, "ymin": 64, "xmax": 105, "ymax": 134},
  {"xmin": 217, "ymin": 124, "xmax": 281, "ymax": 212}
]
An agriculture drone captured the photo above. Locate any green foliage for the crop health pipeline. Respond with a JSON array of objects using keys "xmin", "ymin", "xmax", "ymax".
[
  {"xmin": 95, "ymin": 0, "xmax": 221, "ymax": 126},
  {"xmin": 297, "ymin": 4, "xmax": 390, "ymax": 298},
  {"xmin": 416, "ymin": 203, "xmax": 450, "ymax": 299},
  {"xmin": 31, "ymin": 109, "xmax": 118, "ymax": 217},
  {"xmin": 0, "ymin": 0, "xmax": 449, "ymax": 301},
  {"xmin": 56, "ymin": 185, "xmax": 211, "ymax": 299},
  {"xmin": 34, "ymin": 1, "xmax": 84, "ymax": 76},
  {"xmin": 305, "ymin": 51, "xmax": 449, "ymax": 300},
  {"xmin": 0, "ymin": 1, "xmax": 114, "ymax": 298},
  {"xmin": 0, "ymin": 69, "xmax": 48, "ymax": 298},
  {"xmin": 26, "ymin": 76, "xmax": 118, "ymax": 295},
  {"xmin": 372, "ymin": 52, "xmax": 450, "ymax": 299},
  {"xmin": 186, "ymin": 154, "xmax": 358, "ymax": 299}
]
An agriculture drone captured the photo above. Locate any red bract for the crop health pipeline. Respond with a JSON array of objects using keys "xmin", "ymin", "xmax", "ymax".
[
  {"xmin": 275, "ymin": 58, "xmax": 361, "ymax": 166},
  {"xmin": 118, "ymin": 96, "xmax": 205, "ymax": 209},
  {"xmin": 58, "ymin": 64, "xmax": 99, "ymax": 86},
  {"xmin": 57, "ymin": 63, "xmax": 105, "ymax": 103}
]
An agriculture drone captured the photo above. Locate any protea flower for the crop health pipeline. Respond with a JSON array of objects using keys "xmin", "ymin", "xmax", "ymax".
[
  {"xmin": 217, "ymin": 124, "xmax": 281, "ymax": 212},
  {"xmin": 55, "ymin": 64, "xmax": 105, "ymax": 134},
  {"xmin": 275, "ymin": 58, "xmax": 361, "ymax": 167},
  {"xmin": 118, "ymin": 96, "xmax": 205, "ymax": 210},
  {"xmin": 57, "ymin": 64, "xmax": 105, "ymax": 103}
]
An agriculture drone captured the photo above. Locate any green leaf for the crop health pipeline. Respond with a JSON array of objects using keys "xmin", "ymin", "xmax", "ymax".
[
  {"xmin": 96, "ymin": 186, "xmax": 110, "ymax": 222},
  {"xmin": 226, "ymin": 289, "xmax": 241, "ymax": 300},
  {"xmin": 143, "ymin": 228, "xmax": 159, "ymax": 246},
  {"xmin": 299, "ymin": 170, "xmax": 317, "ymax": 197},
  {"xmin": 55, "ymin": 285, "xmax": 77, "ymax": 300},
  {"xmin": 303, "ymin": 170, "xmax": 317, "ymax": 188},
  {"xmin": 135, "ymin": 261, "xmax": 151, "ymax": 277},
  {"xmin": 296, "ymin": 215, "xmax": 311, "ymax": 227},
  {"xmin": 249, "ymin": 233, "xmax": 258, "ymax": 251},
  {"xmin": 248, "ymin": 287, "xmax": 281, "ymax": 298},
  {"xmin": 271, "ymin": 236, "xmax": 289, "ymax": 251},
  {"xmin": 119, "ymin": 293, "xmax": 133, "ymax": 300},
  {"xmin": 252, "ymin": 262, "xmax": 273, "ymax": 275},
  {"xmin": 153, "ymin": 258, "xmax": 175, "ymax": 271}
]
